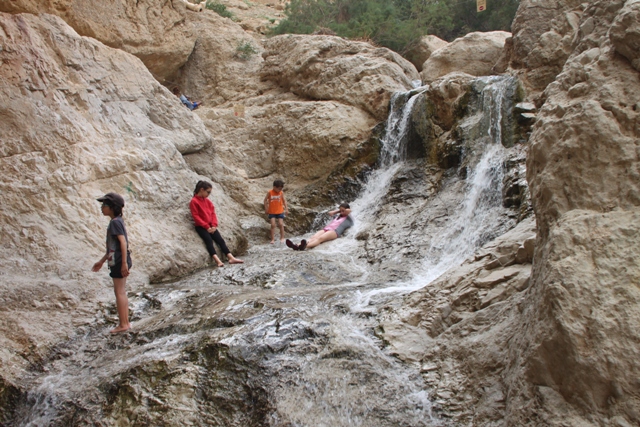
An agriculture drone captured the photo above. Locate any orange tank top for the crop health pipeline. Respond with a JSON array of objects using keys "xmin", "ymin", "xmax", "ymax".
[{"xmin": 267, "ymin": 189, "xmax": 285, "ymax": 214}]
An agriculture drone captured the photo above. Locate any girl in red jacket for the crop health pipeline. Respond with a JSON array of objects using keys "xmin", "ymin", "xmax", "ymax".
[{"xmin": 190, "ymin": 181, "xmax": 244, "ymax": 267}]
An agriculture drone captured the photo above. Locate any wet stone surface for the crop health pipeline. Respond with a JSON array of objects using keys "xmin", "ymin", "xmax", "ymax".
[{"xmin": 8, "ymin": 242, "xmax": 442, "ymax": 427}]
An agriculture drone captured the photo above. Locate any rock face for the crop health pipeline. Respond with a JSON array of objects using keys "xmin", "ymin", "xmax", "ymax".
[
  {"xmin": 610, "ymin": 0, "xmax": 640, "ymax": 72},
  {"xmin": 0, "ymin": 0, "xmax": 200, "ymax": 82},
  {"xmin": 170, "ymin": 11, "xmax": 269, "ymax": 107},
  {"xmin": 404, "ymin": 34, "xmax": 449, "ymax": 72},
  {"xmin": 514, "ymin": 0, "xmax": 640, "ymax": 423},
  {"xmin": 421, "ymin": 31, "xmax": 511, "ymax": 84},
  {"xmin": 261, "ymin": 35, "xmax": 420, "ymax": 121},
  {"xmin": 0, "ymin": 11, "xmax": 241, "ymax": 392},
  {"xmin": 507, "ymin": 0, "xmax": 584, "ymax": 99}
]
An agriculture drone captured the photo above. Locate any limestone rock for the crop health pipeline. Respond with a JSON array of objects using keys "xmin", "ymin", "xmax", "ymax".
[
  {"xmin": 172, "ymin": 12, "xmax": 270, "ymax": 107},
  {"xmin": 610, "ymin": 0, "xmax": 640, "ymax": 72},
  {"xmin": 183, "ymin": 100, "xmax": 378, "ymax": 235},
  {"xmin": 509, "ymin": 0, "xmax": 640, "ymax": 424},
  {"xmin": 377, "ymin": 322, "xmax": 434, "ymax": 363},
  {"xmin": 260, "ymin": 35, "xmax": 420, "ymax": 120},
  {"xmin": 420, "ymin": 31, "xmax": 511, "ymax": 84},
  {"xmin": 475, "ymin": 265, "xmax": 526, "ymax": 288},
  {"xmin": 0, "ymin": 12, "xmax": 229, "ymax": 295},
  {"xmin": 0, "ymin": 0, "xmax": 200, "ymax": 83},
  {"xmin": 507, "ymin": 0, "xmax": 585, "ymax": 97},
  {"xmin": 404, "ymin": 34, "xmax": 449, "ymax": 72},
  {"xmin": 526, "ymin": 9, "xmax": 640, "ymax": 238}
]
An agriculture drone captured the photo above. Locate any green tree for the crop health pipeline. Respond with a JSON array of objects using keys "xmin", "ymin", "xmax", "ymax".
[{"xmin": 271, "ymin": 0, "xmax": 520, "ymax": 54}]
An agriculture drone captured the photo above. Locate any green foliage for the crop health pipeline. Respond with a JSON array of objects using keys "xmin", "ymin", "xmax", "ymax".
[
  {"xmin": 271, "ymin": 0, "xmax": 520, "ymax": 54},
  {"xmin": 235, "ymin": 41, "xmax": 259, "ymax": 60},
  {"xmin": 206, "ymin": 0, "xmax": 234, "ymax": 19}
]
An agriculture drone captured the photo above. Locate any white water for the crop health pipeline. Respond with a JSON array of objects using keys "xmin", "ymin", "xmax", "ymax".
[
  {"xmin": 350, "ymin": 76, "xmax": 517, "ymax": 307},
  {"xmin": 10, "ymin": 77, "xmax": 519, "ymax": 426}
]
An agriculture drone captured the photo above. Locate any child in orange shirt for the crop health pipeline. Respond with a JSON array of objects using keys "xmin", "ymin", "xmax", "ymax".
[{"xmin": 264, "ymin": 179, "xmax": 289, "ymax": 244}]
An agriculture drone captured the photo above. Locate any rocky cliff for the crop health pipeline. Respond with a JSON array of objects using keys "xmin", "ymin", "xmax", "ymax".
[
  {"xmin": 382, "ymin": 0, "xmax": 640, "ymax": 425},
  {"xmin": 0, "ymin": 0, "xmax": 639, "ymax": 425}
]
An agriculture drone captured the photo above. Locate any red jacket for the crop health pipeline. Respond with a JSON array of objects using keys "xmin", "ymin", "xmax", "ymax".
[{"xmin": 190, "ymin": 196, "xmax": 218, "ymax": 228}]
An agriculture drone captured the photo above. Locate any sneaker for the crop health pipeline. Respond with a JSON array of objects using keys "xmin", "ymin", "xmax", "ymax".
[
  {"xmin": 285, "ymin": 239, "xmax": 299, "ymax": 250},
  {"xmin": 298, "ymin": 239, "xmax": 307, "ymax": 251}
]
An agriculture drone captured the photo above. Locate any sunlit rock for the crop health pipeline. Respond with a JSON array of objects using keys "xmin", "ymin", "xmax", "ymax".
[
  {"xmin": 420, "ymin": 31, "xmax": 511, "ymax": 84},
  {"xmin": 0, "ymin": 0, "xmax": 200, "ymax": 82},
  {"xmin": 260, "ymin": 35, "xmax": 420, "ymax": 120}
]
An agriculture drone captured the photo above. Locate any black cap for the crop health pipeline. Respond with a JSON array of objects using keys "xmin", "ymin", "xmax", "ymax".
[{"xmin": 97, "ymin": 192, "xmax": 125, "ymax": 208}]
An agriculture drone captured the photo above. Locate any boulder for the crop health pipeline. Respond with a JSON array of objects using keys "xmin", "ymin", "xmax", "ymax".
[
  {"xmin": 507, "ymin": 0, "xmax": 584, "ymax": 97},
  {"xmin": 0, "ymin": 12, "xmax": 232, "ymax": 294},
  {"xmin": 183, "ymin": 99, "xmax": 378, "ymax": 235},
  {"xmin": 404, "ymin": 34, "xmax": 449, "ymax": 72},
  {"xmin": 260, "ymin": 35, "xmax": 420, "ymax": 120},
  {"xmin": 420, "ymin": 31, "xmax": 511, "ymax": 84},
  {"xmin": 171, "ymin": 12, "xmax": 270, "ymax": 107},
  {"xmin": 508, "ymin": 0, "xmax": 640, "ymax": 424},
  {"xmin": 0, "ymin": 0, "xmax": 200, "ymax": 82},
  {"xmin": 610, "ymin": 0, "xmax": 640, "ymax": 72}
]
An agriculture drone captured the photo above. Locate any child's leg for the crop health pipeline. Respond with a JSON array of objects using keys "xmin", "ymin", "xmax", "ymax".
[
  {"xmin": 269, "ymin": 218, "xmax": 276, "ymax": 243},
  {"xmin": 195, "ymin": 227, "xmax": 217, "ymax": 257},
  {"xmin": 307, "ymin": 230, "xmax": 326, "ymax": 244},
  {"xmin": 211, "ymin": 230, "xmax": 243, "ymax": 264},
  {"xmin": 306, "ymin": 231, "xmax": 338, "ymax": 249},
  {"xmin": 212, "ymin": 254, "xmax": 224, "ymax": 267},
  {"xmin": 278, "ymin": 218, "xmax": 285, "ymax": 242},
  {"xmin": 111, "ymin": 277, "xmax": 131, "ymax": 333}
]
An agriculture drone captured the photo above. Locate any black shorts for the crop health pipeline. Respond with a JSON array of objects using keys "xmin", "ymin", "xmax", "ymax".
[{"xmin": 109, "ymin": 257, "xmax": 132, "ymax": 278}]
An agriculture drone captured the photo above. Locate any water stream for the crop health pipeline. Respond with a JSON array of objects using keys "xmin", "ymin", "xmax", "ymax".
[{"xmin": 10, "ymin": 76, "xmax": 522, "ymax": 426}]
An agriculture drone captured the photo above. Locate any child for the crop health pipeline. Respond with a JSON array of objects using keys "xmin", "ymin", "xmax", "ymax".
[
  {"xmin": 92, "ymin": 192, "xmax": 132, "ymax": 334},
  {"xmin": 264, "ymin": 179, "xmax": 289, "ymax": 244},
  {"xmin": 173, "ymin": 87, "xmax": 202, "ymax": 110},
  {"xmin": 287, "ymin": 203, "xmax": 353, "ymax": 251},
  {"xmin": 190, "ymin": 181, "xmax": 244, "ymax": 266}
]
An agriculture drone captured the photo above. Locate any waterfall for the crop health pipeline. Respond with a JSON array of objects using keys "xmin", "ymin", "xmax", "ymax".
[
  {"xmin": 352, "ymin": 75, "xmax": 519, "ymax": 305},
  {"xmin": 345, "ymin": 88, "xmax": 427, "ymax": 238}
]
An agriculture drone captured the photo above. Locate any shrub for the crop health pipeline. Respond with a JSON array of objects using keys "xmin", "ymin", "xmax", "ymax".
[
  {"xmin": 270, "ymin": 0, "xmax": 520, "ymax": 54},
  {"xmin": 206, "ymin": 0, "xmax": 234, "ymax": 19},
  {"xmin": 235, "ymin": 41, "xmax": 258, "ymax": 60}
]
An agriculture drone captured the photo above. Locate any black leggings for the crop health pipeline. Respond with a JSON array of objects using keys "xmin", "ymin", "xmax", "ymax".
[{"xmin": 195, "ymin": 227, "xmax": 230, "ymax": 257}]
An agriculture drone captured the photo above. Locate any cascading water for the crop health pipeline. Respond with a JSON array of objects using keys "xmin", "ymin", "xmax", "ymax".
[
  {"xmin": 7, "ymin": 76, "xmax": 523, "ymax": 427},
  {"xmin": 351, "ymin": 75, "xmax": 519, "ymax": 305}
]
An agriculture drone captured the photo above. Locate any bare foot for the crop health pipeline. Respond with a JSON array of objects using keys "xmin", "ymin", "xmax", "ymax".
[
  {"xmin": 270, "ymin": 240, "xmax": 275, "ymax": 244},
  {"xmin": 229, "ymin": 258, "xmax": 244, "ymax": 264},
  {"xmin": 216, "ymin": 262, "xmax": 224, "ymax": 267},
  {"xmin": 280, "ymin": 238, "xmax": 285, "ymax": 243},
  {"xmin": 110, "ymin": 325, "xmax": 131, "ymax": 334}
]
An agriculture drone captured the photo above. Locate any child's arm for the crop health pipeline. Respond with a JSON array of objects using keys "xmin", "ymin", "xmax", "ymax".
[
  {"xmin": 117, "ymin": 235, "xmax": 130, "ymax": 277},
  {"xmin": 282, "ymin": 193, "xmax": 289, "ymax": 215},
  {"xmin": 92, "ymin": 254, "xmax": 109, "ymax": 272},
  {"xmin": 263, "ymin": 193, "xmax": 270, "ymax": 215}
]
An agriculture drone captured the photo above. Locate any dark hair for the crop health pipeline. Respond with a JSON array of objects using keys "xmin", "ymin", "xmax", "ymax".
[
  {"xmin": 339, "ymin": 202, "xmax": 350, "ymax": 209},
  {"xmin": 103, "ymin": 200, "xmax": 123, "ymax": 217},
  {"xmin": 172, "ymin": 87, "xmax": 180, "ymax": 95},
  {"xmin": 194, "ymin": 180, "xmax": 213, "ymax": 195},
  {"xmin": 273, "ymin": 179, "xmax": 284, "ymax": 188}
]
